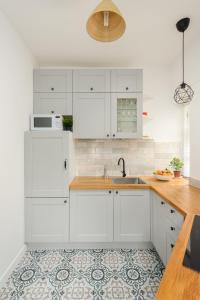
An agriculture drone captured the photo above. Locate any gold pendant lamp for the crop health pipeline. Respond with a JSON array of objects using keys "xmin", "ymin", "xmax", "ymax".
[{"xmin": 86, "ymin": 0, "xmax": 126, "ymax": 42}]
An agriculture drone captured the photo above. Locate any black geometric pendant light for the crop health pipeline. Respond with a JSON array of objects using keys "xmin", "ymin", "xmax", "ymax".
[{"xmin": 174, "ymin": 18, "xmax": 194, "ymax": 104}]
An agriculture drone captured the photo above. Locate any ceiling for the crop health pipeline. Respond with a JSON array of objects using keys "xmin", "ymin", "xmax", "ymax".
[{"xmin": 0, "ymin": 0, "xmax": 199, "ymax": 66}]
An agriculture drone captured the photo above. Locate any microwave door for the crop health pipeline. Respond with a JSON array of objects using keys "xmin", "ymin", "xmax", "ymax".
[{"xmin": 34, "ymin": 117, "xmax": 52, "ymax": 129}]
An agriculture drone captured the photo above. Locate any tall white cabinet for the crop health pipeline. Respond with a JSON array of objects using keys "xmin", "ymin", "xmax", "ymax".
[
  {"xmin": 25, "ymin": 131, "xmax": 74, "ymax": 243},
  {"xmin": 25, "ymin": 198, "xmax": 69, "ymax": 243}
]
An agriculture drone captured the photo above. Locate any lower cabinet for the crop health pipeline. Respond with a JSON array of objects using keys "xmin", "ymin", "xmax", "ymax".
[
  {"xmin": 25, "ymin": 198, "xmax": 69, "ymax": 243},
  {"xmin": 70, "ymin": 189, "xmax": 150, "ymax": 243},
  {"xmin": 70, "ymin": 190, "xmax": 113, "ymax": 242},
  {"xmin": 114, "ymin": 189, "xmax": 150, "ymax": 242},
  {"xmin": 151, "ymin": 192, "xmax": 184, "ymax": 265}
]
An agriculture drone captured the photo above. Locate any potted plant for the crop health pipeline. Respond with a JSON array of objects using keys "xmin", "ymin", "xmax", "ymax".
[
  {"xmin": 62, "ymin": 115, "xmax": 73, "ymax": 131},
  {"xmin": 169, "ymin": 157, "xmax": 184, "ymax": 178}
]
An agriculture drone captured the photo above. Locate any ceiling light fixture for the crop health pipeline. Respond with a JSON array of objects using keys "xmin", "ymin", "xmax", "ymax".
[
  {"xmin": 174, "ymin": 17, "xmax": 194, "ymax": 104},
  {"xmin": 86, "ymin": 0, "xmax": 126, "ymax": 42}
]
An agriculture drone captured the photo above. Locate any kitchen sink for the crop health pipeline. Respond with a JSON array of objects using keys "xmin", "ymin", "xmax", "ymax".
[{"xmin": 112, "ymin": 177, "xmax": 146, "ymax": 184}]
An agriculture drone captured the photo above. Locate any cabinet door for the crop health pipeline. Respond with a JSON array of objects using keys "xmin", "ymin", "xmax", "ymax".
[
  {"xmin": 33, "ymin": 93, "xmax": 72, "ymax": 115},
  {"xmin": 166, "ymin": 232, "xmax": 176, "ymax": 262},
  {"xmin": 34, "ymin": 69, "xmax": 72, "ymax": 93},
  {"xmin": 114, "ymin": 190, "xmax": 150, "ymax": 242},
  {"xmin": 73, "ymin": 93, "xmax": 111, "ymax": 139},
  {"xmin": 111, "ymin": 69, "xmax": 142, "ymax": 92},
  {"xmin": 73, "ymin": 70, "xmax": 110, "ymax": 92},
  {"xmin": 111, "ymin": 93, "xmax": 142, "ymax": 138},
  {"xmin": 25, "ymin": 198, "xmax": 69, "ymax": 243},
  {"xmin": 151, "ymin": 193, "xmax": 167, "ymax": 265},
  {"xmin": 70, "ymin": 190, "xmax": 113, "ymax": 242},
  {"xmin": 25, "ymin": 132, "xmax": 69, "ymax": 197}
]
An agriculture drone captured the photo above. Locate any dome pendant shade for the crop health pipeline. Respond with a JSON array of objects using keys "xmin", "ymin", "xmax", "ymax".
[{"xmin": 86, "ymin": 0, "xmax": 126, "ymax": 42}]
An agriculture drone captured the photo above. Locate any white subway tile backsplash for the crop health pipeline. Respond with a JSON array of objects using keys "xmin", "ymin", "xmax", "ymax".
[{"xmin": 75, "ymin": 139, "xmax": 181, "ymax": 176}]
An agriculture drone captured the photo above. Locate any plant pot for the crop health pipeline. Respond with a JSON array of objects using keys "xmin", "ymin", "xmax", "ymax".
[
  {"xmin": 63, "ymin": 125, "xmax": 73, "ymax": 132},
  {"xmin": 174, "ymin": 170, "xmax": 181, "ymax": 178}
]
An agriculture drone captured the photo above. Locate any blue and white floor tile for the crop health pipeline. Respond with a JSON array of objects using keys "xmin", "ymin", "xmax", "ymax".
[{"xmin": 0, "ymin": 248, "xmax": 164, "ymax": 300}]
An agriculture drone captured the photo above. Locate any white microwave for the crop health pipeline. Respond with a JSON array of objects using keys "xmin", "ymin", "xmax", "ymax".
[{"xmin": 31, "ymin": 114, "xmax": 63, "ymax": 130}]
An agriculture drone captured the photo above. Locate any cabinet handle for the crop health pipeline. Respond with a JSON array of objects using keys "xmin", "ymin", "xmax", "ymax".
[
  {"xmin": 64, "ymin": 200, "xmax": 67, "ymax": 204},
  {"xmin": 170, "ymin": 209, "xmax": 175, "ymax": 214},
  {"xmin": 107, "ymin": 134, "xmax": 110, "ymax": 137},
  {"xmin": 90, "ymin": 87, "xmax": 94, "ymax": 91},
  {"xmin": 116, "ymin": 191, "xmax": 118, "ymax": 194},
  {"xmin": 51, "ymin": 87, "xmax": 54, "ymax": 91},
  {"xmin": 171, "ymin": 243, "xmax": 174, "ymax": 249},
  {"xmin": 109, "ymin": 190, "xmax": 111, "ymax": 194},
  {"xmin": 170, "ymin": 226, "xmax": 175, "ymax": 231},
  {"xmin": 161, "ymin": 201, "xmax": 165, "ymax": 205},
  {"xmin": 126, "ymin": 87, "xmax": 129, "ymax": 91},
  {"xmin": 113, "ymin": 134, "xmax": 115, "ymax": 137},
  {"xmin": 64, "ymin": 159, "xmax": 68, "ymax": 169}
]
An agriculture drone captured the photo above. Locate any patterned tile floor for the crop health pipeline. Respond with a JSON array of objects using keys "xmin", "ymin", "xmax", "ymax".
[{"xmin": 0, "ymin": 248, "xmax": 164, "ymax": 300}]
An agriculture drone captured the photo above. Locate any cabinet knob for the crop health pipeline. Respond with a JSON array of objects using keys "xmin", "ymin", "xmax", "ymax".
[
  {"xmin": 51, "ymin": 87, "xmax": 54, "ymax": 91},
  {"xmin": 126, "ymin": 87, "xmax": 129, "ymax": 91},
  {"xmin": 51, "ymin": 110, "xmax": 55, "ymax": 114},
  {"xmin": 113, "ymin": 134, "xmax": 115, "ymax": 137},
  {"xmin": 107, "ymin": 134, "xmax": 109, "ymax": 137},
  {"xmin": 109, "ymin": 190, "xmax": 111, "ymax": 194},
  {"xmin": 170, "ymin": 209, "xmax": 175, "ymax": 214},
  {"xmin": 90, "ymin": 87, "xmax": 94, "ymax": 91},
  {"xmin": 170, "ymin": 226, "xmax": 175, "ymax": 231},
  {"xmin": 171, "ymin": 243, "xmax": 174, "ymax": 249},
  {"xmin": 64, "ymin": 200, "xmax": 67, "ymax": 204},
  {"xmin": 161, "ymin": 201, "xmax": 165, "ymax": 205},
  {"xmin": 116, "ymin": 191, "xmax": 118, "ymax": 194}
]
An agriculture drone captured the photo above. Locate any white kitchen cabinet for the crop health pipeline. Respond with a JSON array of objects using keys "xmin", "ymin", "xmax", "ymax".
[
  {"xmin": 114, "ymin": 189, "xmax": 150, "ymax": 242},
  {"xmin": 111, "ymin": 93, "xmax": 143, "ymax": 138},
  {"xmin": 73, "ymin": 93, "xmax": 111, "ymax": 139},
  {"xmin": 25, "ymin": 131, "xmax": 74, "ymax": 197},
  {"xmin": 73, "ymin": 69, "xmax": 110, "ymax": 92},
  {"xmin": 34, "ymin": 69, "xmax": 72, "ymax": 93},
  {"xmin": 33, "ymin": 92, "xmax": 72, "ymax": 115},
  {"xmin": 25, "ymin": 198, "xmax": 69, "ymax": 243},
  {"xmin": 151, "ymin": 192, "xmax": 184, "ymax": 265},
  {"xmin": 151, "ymin": 193, "xmax": 167, "ymax": 264},
  {"xmin": 111, "ymin": 69, "xmax": 143, "ymax": 93},
  {"xmin": 70, "ymin": 190, "xmax": 113, "ymax": 242}
]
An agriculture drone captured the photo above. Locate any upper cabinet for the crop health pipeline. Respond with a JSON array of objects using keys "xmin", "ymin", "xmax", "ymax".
[
  {"xmin": 111, "ymin": 69, "xmax": 143, "ymax": 93},
  {"xmin": 33, "ymin": 93, "xmax": 72, "ymax": 115},
  {"xmin": 33, "ymin": 69, "xmax": 73, "ymax": 115},
  {"xmin": 73, "ymin": 93, "xmax": 110, "ymax": 139},
  {"xmin": 73, "ymin": 69, "xmax": 110, "ymax": 92},
  {"xmin": 34, "ymin": 69, "xmax": 72, "ymax": 93},
  {"xmin": 111, "ymin": 93, "xmax": 142, "ymax": 138},
  {"xmin": 33, "ymin": 68, "xmax": 143, "ymax": 139}
]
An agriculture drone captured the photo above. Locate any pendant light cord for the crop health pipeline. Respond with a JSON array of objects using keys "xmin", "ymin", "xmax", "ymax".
[{"xmin": 182, "ymin": 31, "xmax": 185, "ymax": 83}]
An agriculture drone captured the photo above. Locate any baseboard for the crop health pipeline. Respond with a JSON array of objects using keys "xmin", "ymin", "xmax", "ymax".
[
  {"xmin": 0, "ymin": 244, "xmax": 27, "ymax": 286},
  {"xmin": 27, "ymin": 241, "xmax": 153, "ymax": 250}
]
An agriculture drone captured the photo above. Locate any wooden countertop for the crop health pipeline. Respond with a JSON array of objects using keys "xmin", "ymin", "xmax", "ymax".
[{"xmin": 70, "ymin": 176, "xmax": 200, "ymax": 299}]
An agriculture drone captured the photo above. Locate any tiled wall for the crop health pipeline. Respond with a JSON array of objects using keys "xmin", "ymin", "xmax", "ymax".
[{"xmin": 75, "ymin": 139, "xmax": 181, "ymax": 176}]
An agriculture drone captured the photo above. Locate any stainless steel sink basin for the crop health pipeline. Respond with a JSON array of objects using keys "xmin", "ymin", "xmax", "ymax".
[{"xmin": 112, "ymin": 177, "xmax": 146, "ymax": 184}]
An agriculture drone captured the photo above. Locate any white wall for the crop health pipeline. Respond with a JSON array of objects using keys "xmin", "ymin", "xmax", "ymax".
[
  {"xmin": 142, "ymin": 65, "xmax": 183, "ymax": 142},
  {"xmin": 0, "ymin": 10, "xmax": 35, "ymax": 280},
  {"xmin": 172, "ymin": 40, "xmax": 200, "ymax": 180}
]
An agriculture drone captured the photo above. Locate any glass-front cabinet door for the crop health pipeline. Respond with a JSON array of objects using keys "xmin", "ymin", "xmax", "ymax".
[{"xmin": 111, "ymin": 93, "xmax": 143, "ymax": 138}]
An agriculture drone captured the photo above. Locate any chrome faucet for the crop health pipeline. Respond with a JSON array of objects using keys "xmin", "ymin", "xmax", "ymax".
[{"xmin": 118, "ymin": 157, "xmax": 126, "ymax": 177}]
